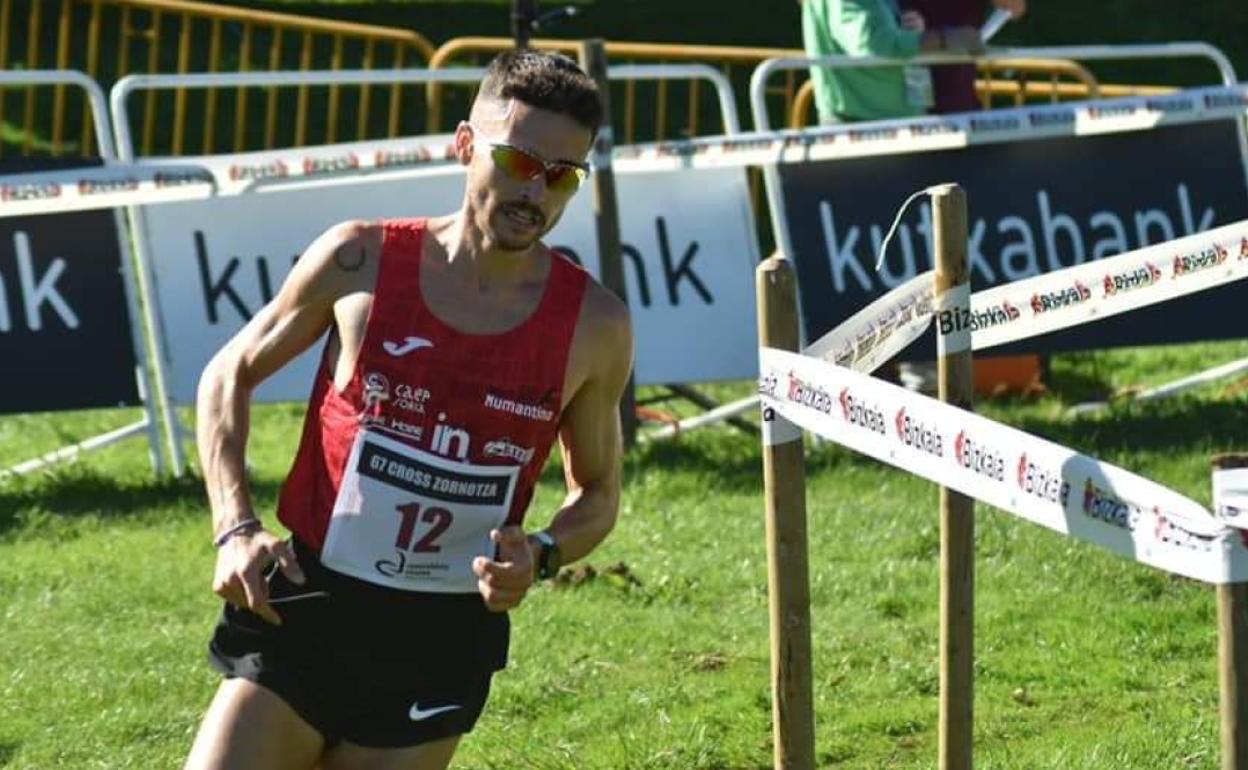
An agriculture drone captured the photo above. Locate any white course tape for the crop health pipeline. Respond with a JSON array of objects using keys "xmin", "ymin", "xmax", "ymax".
[
  {"xmin": 970, "ymin": 218, "xmax": 1248, "ymax": 349},
  {"xmin": 1215, "ymin": 467, "xmax": 1248, "ymax": 530},
  {"xmin": 0, "ymin": 135, "xmax": 461, "ymax": 219},
  {"xmin": 759, "ymin": 346, "xmax": 1248, "ymax": 584},
  {"xmin": 804, "ymin": 270, "xmax": 936, "ymax": 374},
  {"xmin": 936, "ymin": 282, "xmax": 973, "ymax": 356}
]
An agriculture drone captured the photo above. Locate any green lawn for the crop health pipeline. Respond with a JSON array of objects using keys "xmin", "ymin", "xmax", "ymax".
[{"xmin": 2, "ymin": 340, "xmax": 1247, "ymax": 768}]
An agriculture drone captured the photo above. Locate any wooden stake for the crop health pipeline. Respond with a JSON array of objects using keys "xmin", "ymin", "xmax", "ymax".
[
  {"xmin": 933, "ymin": 184, "xmax": 974, "ymax": 770},
  {"xmin": 757, "ymin": 255, "xmax": 815, "ymax": 770},
  {"xmin": 578, "ymin": 39, "xmax": 637, "ymax": 449},
  {"xmin": 1216, "ymin": 453, "xmax": 1248, "ymax": 770}
]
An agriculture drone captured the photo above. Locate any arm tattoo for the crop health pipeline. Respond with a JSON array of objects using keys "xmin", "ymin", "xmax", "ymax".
[{"xmin": 335, "ymin": 245, "xmax": 367, "ymax": 272}]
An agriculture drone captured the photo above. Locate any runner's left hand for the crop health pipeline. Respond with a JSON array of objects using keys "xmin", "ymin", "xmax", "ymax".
[{"xmin": 472, "ymin": 526, "xmax": 536, "ymax": 612}]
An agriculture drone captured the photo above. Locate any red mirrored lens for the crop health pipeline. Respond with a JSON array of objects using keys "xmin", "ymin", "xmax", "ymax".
[
  {"xmin": 544, "ymin": 164, "xmax": 586, "ymax": 193},
  {"xmin": 490, "ymin": 144, "xmax": 586, "ymax": 193},
  {"xmin": 491, "ymin": 145, "xmax": 544, "ymax": 181}
]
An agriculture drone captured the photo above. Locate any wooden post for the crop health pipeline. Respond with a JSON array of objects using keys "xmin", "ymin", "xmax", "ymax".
[
  {"xmin": 933, "ymin": 184, "xmax": 974, "ymax": 770},
  {"xmin": 578, "ymin": 39, "xmax": 638, "ymax": 449},
  {"xmin": 757, "ymin": 255, "xmax": 815, "ymax": 770},
  {"xmin": 1215, "ymin": 454, "xmax": 1248, "ymax": 770}
]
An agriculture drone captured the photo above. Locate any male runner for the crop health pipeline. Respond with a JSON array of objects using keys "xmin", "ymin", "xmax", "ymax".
[{"xmin": 185, "ymin": 49, "xmax": 632, "ymax": 770}]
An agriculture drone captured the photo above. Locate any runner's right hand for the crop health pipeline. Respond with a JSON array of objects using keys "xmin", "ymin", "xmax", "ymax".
[{"xmin": 213, "ymin": 528, "xmax": 305, "ymax": 626}]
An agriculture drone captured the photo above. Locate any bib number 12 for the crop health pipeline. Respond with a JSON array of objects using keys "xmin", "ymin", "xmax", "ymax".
[{"xmin": 394, "ymin": 502, "xmax": 454, "ymax": 553}]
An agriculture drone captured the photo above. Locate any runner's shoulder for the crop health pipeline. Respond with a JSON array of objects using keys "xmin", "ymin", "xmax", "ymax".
[
  {"xmin": 576, "ymin": 278, "xmax": 633, "ymax": 371},
  {"xmin": 292, "ymin": 219, "xmax": 386, "ymax": 303}
]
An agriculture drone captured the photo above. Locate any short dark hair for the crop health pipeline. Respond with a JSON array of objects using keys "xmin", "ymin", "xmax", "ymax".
[{"xmin": 478, "ymin": 49, "xmax": 604, "ymax": 134}]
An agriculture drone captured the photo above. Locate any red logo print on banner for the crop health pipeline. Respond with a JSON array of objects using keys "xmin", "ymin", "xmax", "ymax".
[
  {"xmin": 1173, "ymin": 245, "xmax": 1226, "ymax": 276},
  {"xmin": 1030, "ymin": 282, "xmax": 1091, "ymax": 315},
  {"xmin": 1016, "ymin": 453, "xmax": 1070, "ymax": 506},
  {"xmin": 1239, "ymin": 237, "xmax": 1248, "ymax": 261},
  {"xmin": 1102, "ymin": 262, "xmax": 1162, "ymax": 297},
  {"xmin": 953, "ymin": 430, "xmax": 1005, "ymax": 481},
  {"xmin": 895, "ymin": 407, "xmax": 943, "ymax": 457},
  {"xmin": 839, "ymin": 388, "xmax": 886, "ymax": 434},
  {"xmin": 1153, "ymin": 507, "xmax": 1217, "ymax": 554}
]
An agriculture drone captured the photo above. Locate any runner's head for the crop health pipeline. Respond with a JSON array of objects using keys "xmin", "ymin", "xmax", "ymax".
[{"xmin": 456, "ymin": 49, "xmax": 603, "ymax": 252}]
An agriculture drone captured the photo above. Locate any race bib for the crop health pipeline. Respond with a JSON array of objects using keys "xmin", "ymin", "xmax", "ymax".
[{"xmin": 322, "ymin": 429, "xmax": 520, "ymax": 593}]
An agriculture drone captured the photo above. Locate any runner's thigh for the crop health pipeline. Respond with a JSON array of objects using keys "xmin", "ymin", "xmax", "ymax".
[
  {"xmin": 320, "ymin": 735, "xmax": 461, "ymax": 770},
  {"xmin": 184, "ymin": 678, "xmax": 325, "ymax": 770}
]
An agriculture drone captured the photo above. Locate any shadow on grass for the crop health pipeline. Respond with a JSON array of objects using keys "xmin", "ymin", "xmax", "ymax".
[
  {"xmin": 1013, "ymin": 397, "xmax": 1248, "ymax": 457},
  {"xmin": 0, "ymin": 468, "xmax": 281, "ymax": 538}
]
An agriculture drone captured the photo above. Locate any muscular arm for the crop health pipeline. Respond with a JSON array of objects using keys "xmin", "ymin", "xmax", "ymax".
[
  {"xmin": 473, "ymin": 285, "xmax": 633, "ymax": 611},
  {"xmin": 196, "ymin": 219, "xmax": 377, "ymax": 622},
  {"xmin": 545, "ymin": 289, "xmax": 634, "ymax": 564}
]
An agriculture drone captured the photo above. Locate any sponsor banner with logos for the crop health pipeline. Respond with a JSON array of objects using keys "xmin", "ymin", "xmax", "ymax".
[
  {"xmin": 616, "ymin": 85, "xmax": 1248, "ymax": 171},
  {"xmin": 778, "ymin": 110, "xmax": 1248, "ymax": 354},
  {"xmin": 963, "ymin": 218, "xmax": 1248, "ymax": 350},
  {"xmin": 798, "ymin": 217, "xmax": 1248, "ymax": 363},
  {"xmin": 0, "ymin": 136, "xmax": 461, "ymax": 219},
  {"xmin": 0, "ymin": 158, "xmax": 140, "ymax": 413},
  {"xmin": 758, "ymin": 346, "xmax": 1248, "ymax": 584},
  {"xmin": 804, "ymin": 269, "xmax": 936, "ymax": 372},
  {"xmin": 4, "ymin": 87, "xmax": 1246, "ymax": 223},
  {"xmin": 134, "ymin": 139, "xmax": 760, "ymax": 404}
]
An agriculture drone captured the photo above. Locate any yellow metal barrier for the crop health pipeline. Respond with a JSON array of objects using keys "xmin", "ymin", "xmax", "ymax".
[
  {"xmin": 428, "ymin": 37, "xmax": 808, "ymax": 141},
  {"xmin": 0, "ymin": 0, "xmax": 435, "ymax": 157}
]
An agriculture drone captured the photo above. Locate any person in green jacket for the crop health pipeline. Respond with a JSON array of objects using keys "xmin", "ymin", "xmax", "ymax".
[{"xmin": 802, "ymin": 0, "xmax": 984, "ymax": 123}]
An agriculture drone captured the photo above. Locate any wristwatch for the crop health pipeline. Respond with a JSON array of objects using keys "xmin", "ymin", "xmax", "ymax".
[{"xmin": 530, "ymin": 530, "xmax": 562, "ymax": 580}]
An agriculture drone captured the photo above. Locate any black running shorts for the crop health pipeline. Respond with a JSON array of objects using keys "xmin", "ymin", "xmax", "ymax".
[{"xmin": 208, "ymin": 538, "xmax": 509, "ymax": 748}]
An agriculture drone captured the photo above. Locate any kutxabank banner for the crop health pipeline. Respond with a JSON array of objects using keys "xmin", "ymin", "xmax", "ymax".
[
  {"xmin": 759, "ymin": 346, "xmax": 1248, "ymax": 584},
  {"xmin": 134, "ymin": 137, "xmax": 761, "ymax": 404},
  {"xmin": 0, "ymin": 158, "xmax": 139, "ymax": 413},
  {"xmin": 778, "ymin": 119, "xmax": 1248, "ymax": 354}
]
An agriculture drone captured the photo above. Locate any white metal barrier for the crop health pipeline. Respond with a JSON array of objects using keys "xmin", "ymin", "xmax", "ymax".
[{"xmin": 0, "ymin": 70, "xmax": 164, "ymax": 477}]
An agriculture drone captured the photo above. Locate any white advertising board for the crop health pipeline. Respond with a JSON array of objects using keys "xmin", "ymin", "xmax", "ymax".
[{"xmin": 133, "ymin": 137, "xmax": 761, "ymax": 404}]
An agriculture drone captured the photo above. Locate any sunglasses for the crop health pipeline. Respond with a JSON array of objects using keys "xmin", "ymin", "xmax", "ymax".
[{"xmin": 475, "ymin": 135, "xmax": 590, "ymax": 194}]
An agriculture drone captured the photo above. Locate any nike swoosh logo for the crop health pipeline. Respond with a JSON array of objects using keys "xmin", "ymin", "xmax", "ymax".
[
  {"xmin": 383, "ymin": 336, "xmax": 434, "ymax": 357},
  {"xmin": 409, "ymin": 703, "xmax": 462, "ymax": 722}
]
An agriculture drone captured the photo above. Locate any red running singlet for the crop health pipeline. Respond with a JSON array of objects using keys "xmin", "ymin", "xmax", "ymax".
[{"xmin": 276, "ymin": 218, "xmax": 588, "ymax": 593}]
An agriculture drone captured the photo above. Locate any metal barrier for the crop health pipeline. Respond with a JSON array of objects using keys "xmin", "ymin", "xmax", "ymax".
[
  {"xmin": 0, "ymin": 0, "xmax": 436, "ymax": 157},
  {"xmin": 0, "ymin": 69, "xmax": 163, "ymax": 476},
  {"xmin": 428, "ymin": 37, "xmax": 809, "ymax": 142},
  {"xmin": 787, "ymin": 57, "xmax": 1178, "ymax": 127},
  {"xmin": 110, "ymin": 64, "xmax": 746, "ymax": 474},
  {"xmin": 428, "ymin": 36, "xmax": 1138, "ymax": 139}
]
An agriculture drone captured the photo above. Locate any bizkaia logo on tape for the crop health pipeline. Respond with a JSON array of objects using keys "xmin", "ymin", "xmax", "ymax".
[
  {"xmin": 1016, "ymin": 453, "xmax": 1070, "ymax": 507},
  {"xmin": 1102, "ymin": 262, "xmax": 1162, "ymax": 297},
  {"xmin": 839, "ymin": 387, "xmax": 886, "ymax": 435},
  {"xmin": 1030, "ymin": 281, "xmax": 1091, "ymax": 315},
  {"xmin": 953, "ymin": 430, "xmax": 1006, "ymax": 482},
  {"xmin": 894, "ymin": 407, "xmax": 944, "ymax": 457},
  {"xmin": 786, "ymin": 372, "xmax": 835, "ymax": 414},
  {"xmin": 1154, "ymin": 511, "xmax": 1219, "ymax": 554},
  {"xmin": 937, "ymin": 299, "xmax": 1020, "ymax": 336},
  {"xmin": 1081, "ymin": 479, "xmax": 1140, "ymax": 531},
  {"xmin": 1172, "ymin": 242, "xmax": 1228, "ymax": 277}
]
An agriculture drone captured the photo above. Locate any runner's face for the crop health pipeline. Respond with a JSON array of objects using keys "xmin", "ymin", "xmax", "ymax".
[{"xmin": 463, "ymin": 102, "xmax": 593, "ymax": 253}]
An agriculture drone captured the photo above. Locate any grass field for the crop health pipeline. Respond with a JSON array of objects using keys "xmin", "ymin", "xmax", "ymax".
[{"xmin": 2, "ymin": 340, "xmax": 1248, "ymax": 769}]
